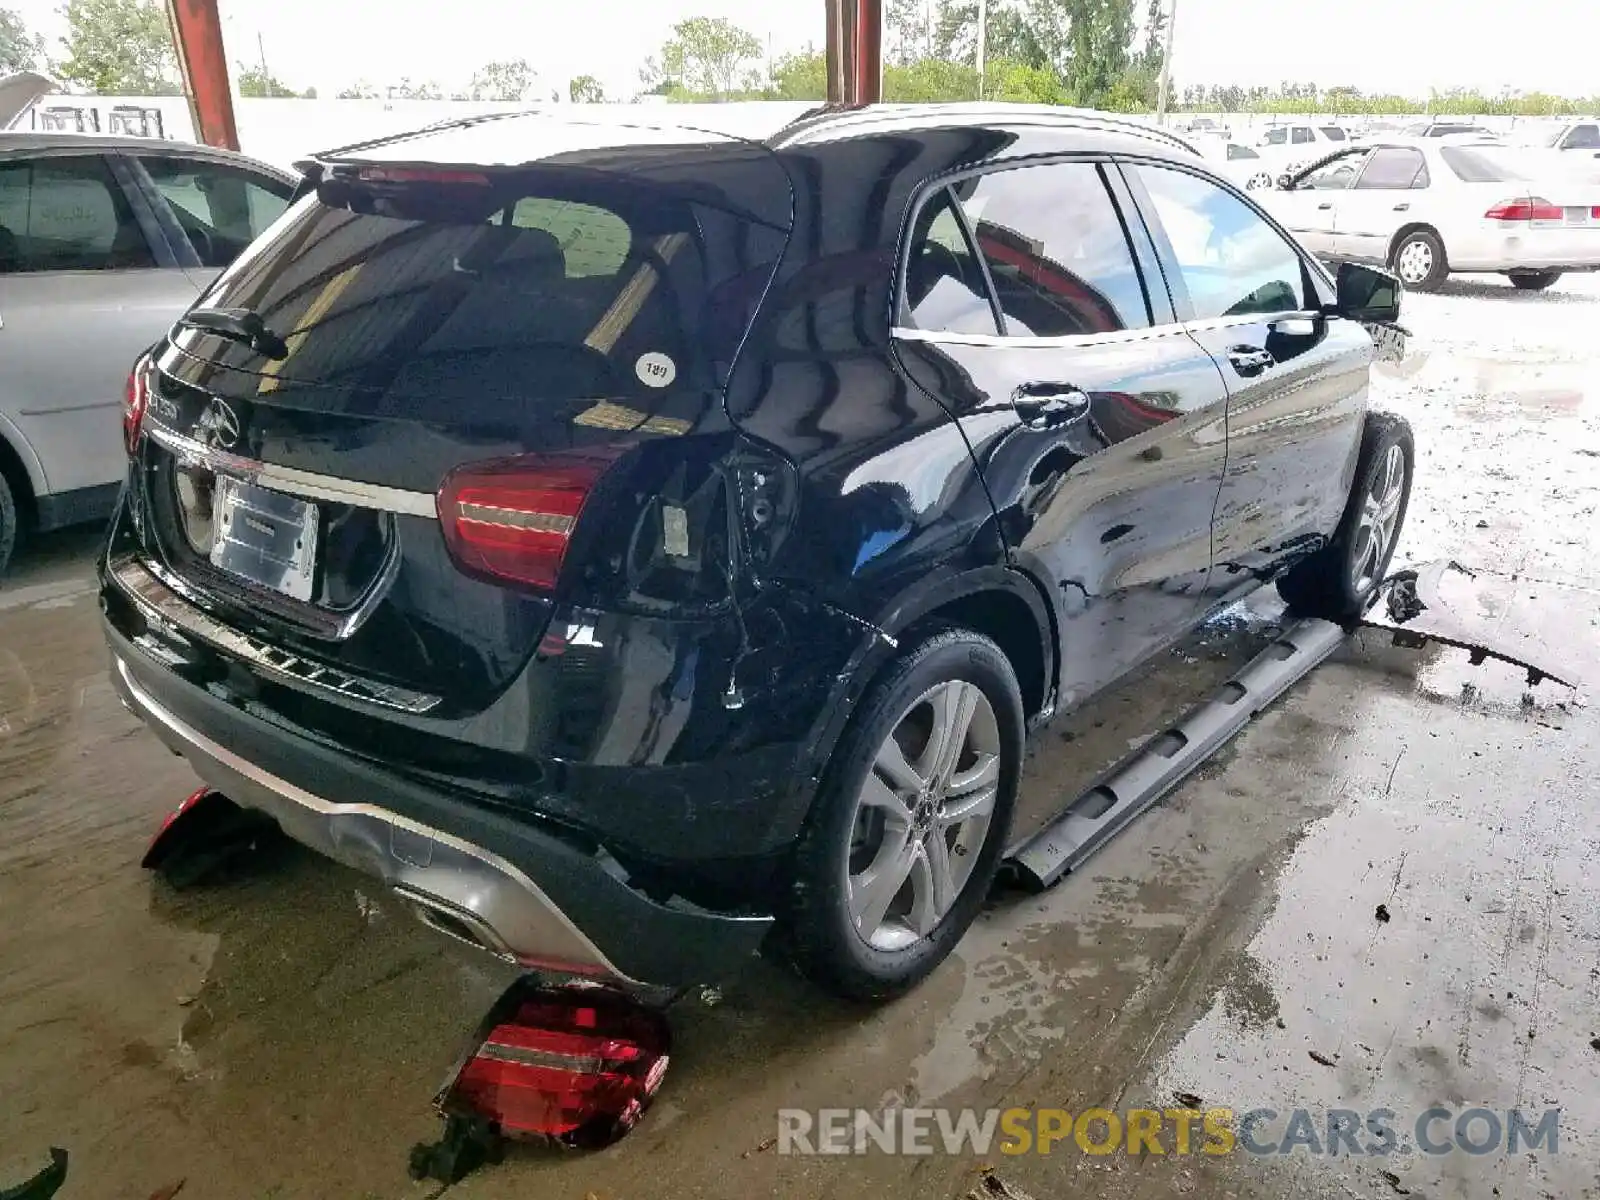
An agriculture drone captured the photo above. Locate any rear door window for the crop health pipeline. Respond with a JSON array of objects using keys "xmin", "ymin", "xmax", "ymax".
[
  {"xmin": 0, "ymin": 155, "xmax": 154, "ymax": 273},
  {"xmin": 1134, "ymin": 165, "xmax": 1307, "ymax": 321},
  {"xmin": 1291, "ymin": 127, "xmax": 1316, "ymax": 145},
  {"xmin": 1355, "ymin": 148, "xmax": 1430, "ymax": 189},
  {"xmin": 901, "ymin": 187, "xmax": 998, "ymax": 335},
  {"xmin": 1320, "ymin": 126, "xmax": 1348, "ymax": 142},
  {"xmin": 139, "ymin": 154, "xmax": 293, "ymax": 266},
  {"xmin": 947, "ymin": 161, "xmax": 1151, "ymax": 337}
]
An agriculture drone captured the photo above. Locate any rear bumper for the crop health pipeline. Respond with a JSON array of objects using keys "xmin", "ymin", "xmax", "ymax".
[
  {"xmin": 1449, "ymin": 225, "xmax": 1600, "ymax": 273},
  {"xmin": 108, "ymin": 633, "xmax": 773, "ymax": 989}
]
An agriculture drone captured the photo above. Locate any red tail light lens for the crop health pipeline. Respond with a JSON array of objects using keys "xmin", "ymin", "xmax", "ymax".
[
  {"xmin": 124, "ymin": 354, "xmax": 153, "ymax": 456},
  {"xmin": 437, "ymin": 450, "xmax": 623, "ymax": 591},
  {"xmin": 1485, "ymin": 196, "xmax": 1563, "ymax": 221},
  {"xmin": 441, "ymin": 985, "xmax": 670, "ymax": 1144}
]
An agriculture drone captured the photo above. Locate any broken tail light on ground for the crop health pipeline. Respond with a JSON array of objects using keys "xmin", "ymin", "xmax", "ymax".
[{"xmin": 427, "ymin": 979, "xmax": 671, "ymax": 1156}]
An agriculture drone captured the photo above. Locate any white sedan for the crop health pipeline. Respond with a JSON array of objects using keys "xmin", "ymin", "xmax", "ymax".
[{"xmin": 1259, "ymin": 139, "xmax": 1600, "ymax": 291}]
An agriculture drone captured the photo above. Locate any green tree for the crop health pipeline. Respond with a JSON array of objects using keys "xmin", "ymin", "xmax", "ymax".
[
  {"xmin": 886, "ymin": 0, "xmax": 932, "ymax": 65},
  {"xmin": 236, "ymin": 63, "xmax": 294, "ymax": 98},
  {"xmin": 768, "ymin": 50, "xmax": 826, "ymax": 100},
  {"xmin": 470, "ymin": 58, "xmax": 536, "ymax": 101},
  {"xmin": 568, "ymin": 74, "xmax": 605, "ymax": 103},
  {"xmin": 301, "ymin": 85, "xmax": 318, "ymax": 99},
  {"xmin": 56, "ymin": 0, "xmax": 179, "ymax": 95},
  {"xmin": 658, "ymin": 16, "xmax": 761, "ymax": 98},
  {"xmin": 388, "ymin": 78, "xmax": 442, "ymax": 100},
  {"xmin": 0, "ymin": 6, "xmax": 43, "ymax": 73}
]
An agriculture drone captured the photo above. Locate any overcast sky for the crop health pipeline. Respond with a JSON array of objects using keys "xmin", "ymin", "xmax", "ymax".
[{"xmin": 11, "ymin": 0, "xmax": 1595, "ymax": 100}]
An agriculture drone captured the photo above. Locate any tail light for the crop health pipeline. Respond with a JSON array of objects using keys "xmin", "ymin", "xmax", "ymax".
[
  {"xmin": 124, "ymin": 353, "xmax": 153, "ymax": 456},
  {"xmin": 437, "ymin": 982, "xmax": 670, "ymax": 1144},
  {"xmin": 1484, "ymin": 196, "xmax": 1563, "ymax": 222},
  {"xmin": 437, "ymin": 450, "xmax": 624, "ymax": 591}
]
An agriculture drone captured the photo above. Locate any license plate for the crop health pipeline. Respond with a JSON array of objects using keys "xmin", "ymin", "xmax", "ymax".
[
  {"xmin": 1565, "ymin": 206, "xmax": 1590, "ymax": 225},
  {"xmin": 209, "ymin": 476, "xmax": 319, "ymax": 602}
]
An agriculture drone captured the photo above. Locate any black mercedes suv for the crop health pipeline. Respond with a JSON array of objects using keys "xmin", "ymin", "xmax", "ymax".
[{"xmin": 102, "ymin": 104, "xmax": 1413, "ymax": 1000}]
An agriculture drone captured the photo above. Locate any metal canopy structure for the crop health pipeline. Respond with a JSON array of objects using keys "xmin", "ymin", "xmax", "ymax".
[{"xmin": 164, "ymin": 0, "xmax": 886, "ymax": 151}]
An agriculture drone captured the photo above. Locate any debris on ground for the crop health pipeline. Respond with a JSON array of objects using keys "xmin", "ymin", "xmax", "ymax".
[
  {"xmin": 1589, "ymin": 1037, "xmax": 1600, "ymax": 1051},
  {"xmin": 147, "ymin": 1182, "xmax": 185, "ymax": 1200},
  {"xmin": 1376, "ymin": 904, "xmax": 1392, "ymax": 923},
  {"xmin": 741, "ymin": 1137, "xmax": 776, "ymax": 1159},
  {"xmin": 0, "ymin": 1149, "xmax": 67, "ymax": 1200},
  {"xmin": 1308, "ymin": 1050, "xmax": 1338, "ymax": 1067},
  {"xmin": 966, "ymin": 1168, "xmax": 1041, "ymax": 1200},
  {"xmin": 1380, "ymin": 1169, "xmax": 1412, "ymax": 1195},
  {"xmin": 1173, "ymin": 1091, "xmax": 1204, "ymax": 1109}
]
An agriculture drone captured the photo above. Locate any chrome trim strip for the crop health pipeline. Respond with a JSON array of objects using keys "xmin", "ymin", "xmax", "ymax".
[
  {"xmin": 113, "ymin": 655, "xmax": 629, "ymax": 981},
  {"xmin": 146, "ymin": 423, "xmax": 438, "ymax": 519},
  {"xmin": 111, "ymin": 556, "xmax": 442, "ymax": 714},
  {"xmin": 892, "ymin": 308, "xmax": 1312, "ymax": 349},
  {"xmin": 892, "ymin": 322, "xmax": 1188, "ymax": 350}
]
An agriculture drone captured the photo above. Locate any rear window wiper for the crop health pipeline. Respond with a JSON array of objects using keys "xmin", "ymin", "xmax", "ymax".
[{"xmin": 175, "ymin": 307, "xmax": 289, "ymax": 360}]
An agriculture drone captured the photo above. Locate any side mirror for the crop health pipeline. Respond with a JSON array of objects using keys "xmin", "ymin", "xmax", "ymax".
[
  {"xmin": 1333, "ymin": 261, "xmax": 1402, "ymax": 323},
  {"xmin": 1276, "ymin": 172, "xmax": 1295, "ymax": 190}
]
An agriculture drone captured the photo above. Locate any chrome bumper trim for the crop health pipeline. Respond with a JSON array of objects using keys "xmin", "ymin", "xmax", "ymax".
[
  {"xmin": 113, "ymin": 655, "xmax": 629, "ymax": 982},
  {"xmin": 145, "ymin": 422, "xmax": 438, "ymax": 518},
  {"xmin": 110, "ymin": 556, "xmax": 441, "ymax": 714}
]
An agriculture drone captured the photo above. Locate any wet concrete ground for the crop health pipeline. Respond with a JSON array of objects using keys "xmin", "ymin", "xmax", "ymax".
[{"xmin": 3, "ymin": 273, "xmax": 1598, "ymax": 1199}]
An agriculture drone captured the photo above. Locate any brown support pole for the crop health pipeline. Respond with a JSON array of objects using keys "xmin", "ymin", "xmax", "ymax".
[
  {"xmin": 824, "ymin": 0, "xmax": 852, "ymax": 104},
  {"xmin": 166, "ymin": 0, "xmax": 239, "ymax": 150}
]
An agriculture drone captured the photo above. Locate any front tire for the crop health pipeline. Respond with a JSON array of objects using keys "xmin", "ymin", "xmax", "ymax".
[
  {"xmin": 0, "ymin": 472, "xmax": 18, "ymax": 579},
  {"xmin": 1278, "ymin": 412, "xmax": 1414, "ymax": 622},
  {"xmin": 1510, "ymin": 270, "xmax": 1562, "ymax": 291},
  {"xmin": 1390, "ymin": 229, "xmax": 1448, "ymax": 292},
  {"xmin": 782, "ymin": 628, "xmax": 1023, "ymax": 1001}
]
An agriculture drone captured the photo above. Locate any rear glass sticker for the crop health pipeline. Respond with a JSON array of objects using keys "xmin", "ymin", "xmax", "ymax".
[{"xmin": 635, "ymin": 351, "xmax": 676, "ymax": 388}]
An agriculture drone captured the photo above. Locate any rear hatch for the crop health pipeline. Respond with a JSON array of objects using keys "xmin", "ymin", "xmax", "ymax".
[{"xmin": 126, "ymin": 115, "xmax": 792, "ymax": 715}]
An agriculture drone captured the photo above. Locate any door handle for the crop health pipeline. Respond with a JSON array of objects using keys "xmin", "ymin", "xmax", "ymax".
[
  {"xmin": 1011, "ymin": 382, "xmax": 1091, "ymax": 429},
  {"xmin": 1316, "ymin": 201, "xmax": 1333, "ymax": 210},
  {"xmin": 1393, "ymin": 202, "xmax": 1410, "ymax": 212},
  {"xmin": 1226, "ymin": 346, "xmax": 1275, "ymax": 377}
]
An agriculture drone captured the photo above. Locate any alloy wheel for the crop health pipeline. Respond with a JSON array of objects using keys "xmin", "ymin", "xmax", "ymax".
[
  {"xmin": 1350, "ymin": 443, "xmax": 1406, "ymax": 595},
  {"xmin": 845, "ymin": 680, "xmax": 1001, "ymax": 952}
]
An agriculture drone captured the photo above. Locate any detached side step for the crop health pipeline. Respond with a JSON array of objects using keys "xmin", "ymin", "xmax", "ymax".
[{"xmin": 1003, "ymin": 618, "xmax": 1346, "ymax": 892}]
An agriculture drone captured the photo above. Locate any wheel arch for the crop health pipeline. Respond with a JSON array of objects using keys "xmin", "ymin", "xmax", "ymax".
[
  {"xmin": 0, "ymin": 415, "xmax": 44, "ymax": 528},
  {"xmin": 796, "ymin": 563, "xmax": 1058, "ymax": 794}
]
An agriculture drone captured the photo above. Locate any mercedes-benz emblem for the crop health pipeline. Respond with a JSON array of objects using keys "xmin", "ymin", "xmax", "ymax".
[{"xmin": 196, "ymin": 398, "xmax": 241, "ymax": 450}]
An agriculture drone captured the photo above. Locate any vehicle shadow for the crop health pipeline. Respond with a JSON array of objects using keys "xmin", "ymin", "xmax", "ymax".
[
  {"xmin": 1432, "ymin": 277, "xmax": 1596, "ymax": 302},
  {"xmin": 0, "ymin": 524, "xmax": 106, "ymax": 591}
]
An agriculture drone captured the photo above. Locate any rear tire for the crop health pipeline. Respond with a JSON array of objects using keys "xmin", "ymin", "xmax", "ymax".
[
  {"xmin": 1278, "ymin": 412, "xmax": 1414, "ymax": 622},
  {"xmin": 0, "ymin": 471, "xmax": 18, "ymax": 579},
  {"xmin": 1510, "ymin": 270, "xmax": 1562, "ymax": 291},
  {"xmin": 782, "ymin": 627, "xmax": 1023, "ymax": 1001},
  {"xmin": 1389, "ymin": 228, "xmax": 1448, "ymax": 292}
]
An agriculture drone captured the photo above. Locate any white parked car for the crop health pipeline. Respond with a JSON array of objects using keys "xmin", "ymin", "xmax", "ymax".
[
  {"xmin": 1515, "ymin": 119, "xmax": 1600, "ymax": 156},
  {"xmin": 1261, "ymin": 139, "xmax": 1600, "ymax": 291},
  {"xmin": 1190, "ymin": 135, "xmax": 1275, "ymax": 190},
  {"xmin": 1257, "ymin": 122, "xmax": 1353, "ymax": 153}
]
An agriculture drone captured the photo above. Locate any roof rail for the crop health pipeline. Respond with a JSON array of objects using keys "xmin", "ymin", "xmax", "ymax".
[{"xmin": 774, "ymin": 102, "xmax": 1198, "ymax": 155}]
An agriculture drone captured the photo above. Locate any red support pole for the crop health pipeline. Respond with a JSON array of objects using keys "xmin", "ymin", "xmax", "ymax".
[
  {"xmin": 165, "ymin": 0, "xmax": 239, "ymax": 150},
  {"xmin": 854, "ymin": 0, "xmax": 882, "ymax": 104}
]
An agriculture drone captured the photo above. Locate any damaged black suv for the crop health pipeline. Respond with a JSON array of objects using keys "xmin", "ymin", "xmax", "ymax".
[{"xmin": 103, "ymin": 105, "xmax": 1412, "ymax": 1000}]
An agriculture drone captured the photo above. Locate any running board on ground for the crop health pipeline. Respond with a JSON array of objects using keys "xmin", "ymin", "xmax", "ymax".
[{"xmin": 1003, "ymin": 617, "xmax": 1347, "ymax": 892}]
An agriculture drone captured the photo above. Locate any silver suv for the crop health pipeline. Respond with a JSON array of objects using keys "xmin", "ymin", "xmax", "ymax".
[{"xmin": 0, "ymin": 100, "xmax": 295, "ymax": 575}]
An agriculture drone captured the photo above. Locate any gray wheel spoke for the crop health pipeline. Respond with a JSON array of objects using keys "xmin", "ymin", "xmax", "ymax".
[
  {"xmin": 907, "ymin": 835, "xmax": 956, "ymax": 936},
  {"xmin": 850, "ymin": 834, "xmax": 914, "ymax": 934},
  {"xmin": 920, "ymin": 681, "xmax": 978, "ymax": 788},
  {"xmin": 859, "ymin": 770, "xmax": 914, "ymax": 826},
  {"xmin": 875, "ymin": 735, "xmax": 924, "ymax": 796}
]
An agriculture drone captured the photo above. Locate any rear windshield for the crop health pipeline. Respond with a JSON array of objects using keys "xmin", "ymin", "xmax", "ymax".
[
  {"xmin": 1439, "ymin": 146, "xmax": 1537, "ymax": 182},
  {"xmin": 1320, "ymin": 126, "xmax": 1347, "ymax": 141},
  {"xmin": 169, "ymin": 156, "xmax": 790, "ymax": 416}
]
